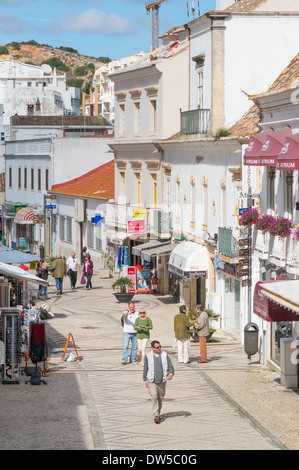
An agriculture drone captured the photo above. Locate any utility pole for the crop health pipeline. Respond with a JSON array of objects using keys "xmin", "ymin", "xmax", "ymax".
[{"xmin": 146, "ymin": 0, "xmax": 167, "ymax": 50}]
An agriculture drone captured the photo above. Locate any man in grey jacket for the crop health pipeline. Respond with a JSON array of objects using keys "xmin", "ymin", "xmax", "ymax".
[
  {"xmin": 194, "ymin": 305, "xmax": 209, "ymax": 363},
  {"xmin": 143, "ymin": 340, "xmax": 174, "ymax": 423}
]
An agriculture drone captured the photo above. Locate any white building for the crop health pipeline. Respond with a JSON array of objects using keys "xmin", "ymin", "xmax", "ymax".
[
  {"xmin": 83, "ymin": 52, "xmax": 147, "ymax": 123},
  {"xmin": 3, "ymin": 135, "xmax": 114, "ymax": 255},
  {"xmin": 0, "ymin": 60, "xmax": 80, "ymax": 141}
]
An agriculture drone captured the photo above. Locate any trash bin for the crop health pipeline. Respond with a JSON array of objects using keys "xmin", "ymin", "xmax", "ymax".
[
  {"xmin": 39, "ymin": 244, "xmax": 44, "ymax": 260},
  {"xmin": 244, "ymin": 322, "xmax": 259, "ymax": 359}
]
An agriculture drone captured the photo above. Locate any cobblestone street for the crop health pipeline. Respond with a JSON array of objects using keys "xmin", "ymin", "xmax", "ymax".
[{"xmin": 1, "ymin": 274, "xmax": 299, "ymax": 451}]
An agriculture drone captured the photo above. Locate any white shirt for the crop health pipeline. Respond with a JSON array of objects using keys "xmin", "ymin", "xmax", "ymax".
[
  {"xmin": 122, "ymin": 311, "xmax": 139, "ymax": 333},
  {"xmin": 67, "ymin": 256, "xmax": 79, "ymax": 272}
]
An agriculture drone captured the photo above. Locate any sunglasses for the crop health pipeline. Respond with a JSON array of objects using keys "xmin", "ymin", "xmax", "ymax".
[
  {"xmin": 154, "ymin": 345, "xmax": 161, "ymax": 349},
  {"xmin": 140, "ymin": 311, "xmax": 146, "ymax": 314}
]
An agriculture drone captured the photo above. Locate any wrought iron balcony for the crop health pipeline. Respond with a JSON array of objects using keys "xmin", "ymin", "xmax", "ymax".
[{"xmin": 180, "ymin": 108, "xmax": 211, "ymax": 135}]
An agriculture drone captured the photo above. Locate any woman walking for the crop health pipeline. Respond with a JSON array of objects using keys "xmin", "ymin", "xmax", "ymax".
[
  {"xmin": 83, "ymin": 253, "xmax": 94, "ymax": 289},
  {"xmin": 134, "ymin": 309, "xmax": 153, "ymax": 366}
]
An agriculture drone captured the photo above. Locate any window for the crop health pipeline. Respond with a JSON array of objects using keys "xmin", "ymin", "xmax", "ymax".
[
  {"xmin": 60, "ymin": 216, "xmax": 65, "ymax": 241},
  {"xmin": 45, "ymin": 168, "xmax": 49, "ymax": 191},
  {"xmin": 120, "ymin": 172, "xmax": 126, "ymax": 197},
  {"xmin": 165, "ymin": 176, "xmax": 171, "ymax": 210},
  {"xmin": 38, "ymin": 168, "xmax": 41, "ymax": 191},
  {"xmin": 220, "ymin": 180, "xmax": 227, "ymax": 227},
  {"xmin": 87, "ymin": 222, "xmax": 94, "ymax": 248},
  {"xmin": 9, "ymin": 166, "xmax": 12, "ymax": 188},
  {"xmin": 24, "ymin": 167, "xmax": 27, "ymax": 190},
  {"xmin": 150, "ymin": 100, "xmax": 157, "ymax": 133},
  {"xmin": 202, "ymin": 177, "xmax": 208, "ymax": 229},
  {"xmin": 66, "ymin": 217, "xmax": 72, "ymax": 242},
  {"xmin": 190, "ymin": 177, "xmax": 196, "ymax": 226},
  {"xmin": 31, "ymin": 168, "xmax": 34, "ymax": 190},
  {"xmin": 119, "ymin": 104, "xmax": 126, "ymax": 135},
  {"xmin": 285, "ymin": 171, "xmax": 294, "ymax": 216},
  {"xmin": 175, "ymin": 176, "xmax": 181, "ymax": 220},
  {"xmin": 18, "ymin": 166, "xmax": 21, "ymax": 189},
  {"xmin": 134, "ymin": 102, "xmax": 140, "ymax": 134},
  {"xmin": 135, "ymin": 173, "xmax": 141, "ymax": 205},
  {"xmin": 152, "ymin": 174, "xmax": 157, "ymax": 207},
  {"xmin": 193, "ymin": 55, "xmax": 205, "ymax": 108},
  {"xmin": 1, "ymin": 132, "xmax": 5, "ymax": 142},
  {"xmin": 267, "ymin": 167, "xmax": 276, "ymax": 212}
]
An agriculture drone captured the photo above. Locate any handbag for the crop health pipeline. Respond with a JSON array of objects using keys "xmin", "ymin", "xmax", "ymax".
[{"xmin": 80, "ymin": 274, "xmax": 86, "ymax": 285}]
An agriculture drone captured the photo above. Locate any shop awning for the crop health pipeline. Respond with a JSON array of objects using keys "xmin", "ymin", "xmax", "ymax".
[
  {"xmin": 132, "ymin": 240, "xmax": 169, "ymax": 257},
  {"xmin": 277, "ymin": 134, "xmax": 299, "ymax": 170},
  {"xmin": 0, "ymin": 247, "xmax": 39, "ymax": 264},
  {"xmin": 168, "ymin": 241, "xmax": 209, "ymax": 278},
  {"xmin": 253, "ymin": 280, "xmax": 299, "ymax": 322},
  {"xmin": 0, "ymin": 262, "xmax": 49, "ymax": 286},
  {"xmin": 14, "ymin": 206, "xmax": 35, "ymax": 224},
  {"xmin": 243, "ymin": 130, "xmax": 274, "ymax": 166},
  {"xmin": 141, "ymin": 242, "xmax": 178, "ymax": 262},
  {"xmin": 258, "ymin": 127, "xmax": 293, "ymax": 166}
]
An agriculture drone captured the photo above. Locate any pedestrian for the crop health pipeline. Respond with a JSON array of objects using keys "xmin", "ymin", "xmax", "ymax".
[
  {"xmin": 36, "ymin": 261, "xmax": 49, "ymax": 300},
  {"xmin": 121, "ymin": 301, "xmax": 139, "ymax": 365},
  {"xmin": 83, "ymin": 253, "xmax": 94, "ymax": 289},
  {"xmin": 67, "ymin": 251, "xmax": 81, "ymax": 289},
  {"xmin": 49, "ymin": 254, "xmax": 67, "ymax": 295},
  {"xmin": 134, "ymin": 309, "xmax": 153, "ymax": 366},
  {"xmin": 194, "ymin": 304, "xmax": 209, "ymax": 363},
  {"xmin": 174, "ymin": 305, "xmax": 194, "ymax": 364},
  {"xmin": 81, "ymin": 246, "xmax": 87, "ymax": 264},
  {"xmin": 143, "ymin": 340, "xmax": 174, "ymax": 424}
]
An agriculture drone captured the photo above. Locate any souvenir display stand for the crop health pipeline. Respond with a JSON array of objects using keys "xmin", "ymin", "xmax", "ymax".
[{"xmin": 0, "ymin": 308, "xmax": 22, "ymax": 384}]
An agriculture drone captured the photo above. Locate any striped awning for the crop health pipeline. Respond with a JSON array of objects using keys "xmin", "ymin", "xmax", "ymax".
[{"xmin": 14, "ymin": 207, "xmax": 35, "ymax": 224}]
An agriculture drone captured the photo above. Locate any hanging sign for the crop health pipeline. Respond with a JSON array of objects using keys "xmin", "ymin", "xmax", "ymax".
[{"xmin": 127, "ymin": 219, "xmax": 146, "ymax": 235}]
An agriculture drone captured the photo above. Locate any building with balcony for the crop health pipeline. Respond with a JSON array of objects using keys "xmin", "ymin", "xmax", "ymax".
[{"xmin": 230, "ymin": 52, "xmax": 299, "ymax": 369}]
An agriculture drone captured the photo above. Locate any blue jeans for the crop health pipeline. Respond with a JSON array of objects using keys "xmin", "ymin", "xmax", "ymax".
[
  {"xmin": 122, "ymin": 333, "xmax": 137, "ymax": 363},
  {"xmin": 55, "ymin": 278, "xmax": 63, "ymax": 293},
  {"xmin": 37, "ymin": 285, "xmax": 49, "ymax": 299}
]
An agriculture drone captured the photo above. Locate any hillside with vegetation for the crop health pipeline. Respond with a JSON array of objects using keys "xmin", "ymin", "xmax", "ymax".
[{"xmin": 0, "ymin": 40, "xmax": 111, "ymax": 95}]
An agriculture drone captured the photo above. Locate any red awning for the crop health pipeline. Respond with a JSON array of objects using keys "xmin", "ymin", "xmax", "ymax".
[
  {"xmin": 253, "ymin": 280, "xmax": 299, "ymax": 322},
  {"xmin": 258, "ymin": 127, "xmax": 293, "ymax": 166},
  {"xmin": 14, "ymin": 206, "xmax": 35, "ymax": 224},
  {"xmin": 276, "ymin": 134, "xmax": 299, "ymax": 170},
  {"xmin": 243, "ymin": 130, "xmax": 274, "ymax": 166}
]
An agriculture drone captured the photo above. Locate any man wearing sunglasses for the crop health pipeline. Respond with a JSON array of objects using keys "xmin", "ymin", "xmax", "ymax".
[{"xmin": 143, "ymin": 340, "xmax": 174, "ymax": 423}]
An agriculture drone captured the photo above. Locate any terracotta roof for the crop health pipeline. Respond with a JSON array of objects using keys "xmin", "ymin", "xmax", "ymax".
[
  {"xmin": 229, "ymin": 53, "xmax": 299, "ymax": 138},
  {"xmin": 225, "ymin": 0, "xmax": 269, "ymax": 11},
  {"xmin": 49, "ymin": 160, "xmax": 114, "ymax": 200}
]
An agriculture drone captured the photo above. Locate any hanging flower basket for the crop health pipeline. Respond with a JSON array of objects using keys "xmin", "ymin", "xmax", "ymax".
[
  {"xmin": 267, "ymin": 216, "xmax": 294, "ymax": 239},
  {"xmin": 254, "ymin": 214, "xmax": 276, "ymax": 234},
  {"xmin": 239, "ymin": 208, "xmax": 260, "ymax": 227}
]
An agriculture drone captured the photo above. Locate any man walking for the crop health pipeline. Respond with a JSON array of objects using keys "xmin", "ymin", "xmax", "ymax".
[
  {"xmin": 143, "ymin": 340, "xmax": 174, "ymax": 423},
  {"xmin": 121, "ymin": 301, "xmax": 139, "ymax": 365},
  {"xmin": 194, "ymin": 305, "xmax": 209, "ymax": 363},
  {"xmin": 174, "ymin": 305, "xmax": 194, "ymax": 364},
  {"xmin": 50, "ymin": 255, "xmax": 67, "ymax": 295},
  {"xmin": 67, "ymin": 252, "xmax": 81, "ymax": 289}
]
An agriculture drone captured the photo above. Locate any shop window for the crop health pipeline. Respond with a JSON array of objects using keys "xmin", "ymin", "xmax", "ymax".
[{"xmin": 271, "ymin": 322, "xmax": 293, "ymax": 366}]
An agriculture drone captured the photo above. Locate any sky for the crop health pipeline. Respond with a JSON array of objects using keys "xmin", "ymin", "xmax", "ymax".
[{"xmin": 0, "ymin": 0, "xmax": 216, "ymax": 60}]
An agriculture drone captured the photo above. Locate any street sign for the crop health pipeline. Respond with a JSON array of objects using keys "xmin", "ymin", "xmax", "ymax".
[
  {"xmin": 242, "ymin": 279, "xmax": 250, "ymax": 287},
  {"xmin": 239, "ymin": 238, "xmax": 249, "ymax": 247},
  {"xmin": 239, "ymin": 258, "xmax": 249, "ymax": 268},
  {"xmin": 239, "ymin": 268, "xmax": 249, "ymax": 277},
  {"xmin": 239, "ymin": 248, "xmax": 249, "ymax": 257},
  {"xmin": 239, "ymin": 208, "xmax": 249, "ymax": 216},
  {"xmin": 91, "ymin": 214, "xmax": 105, "ymax": 227},
  {"xmin": 46, "ymin": 204, "xmax": 57, "ymax": 210}
]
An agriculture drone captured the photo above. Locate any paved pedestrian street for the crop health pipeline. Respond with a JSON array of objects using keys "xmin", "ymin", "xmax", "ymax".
[{"xmin": 1, "ymin": 275, "xmax": 299, "ymax": 451}]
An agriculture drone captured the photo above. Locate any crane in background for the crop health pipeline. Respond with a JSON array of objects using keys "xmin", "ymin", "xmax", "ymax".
[{"xmin": 146, "ymin": 0, "xmax": 167, "ymax": 50}]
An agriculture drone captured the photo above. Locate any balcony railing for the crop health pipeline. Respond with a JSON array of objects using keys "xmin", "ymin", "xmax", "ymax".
[
  {"xmin": 218, "ymin": 227, "xmax": 239, "ymax": 258},
  {"xmin": 180, "ymin": 108, "xmax": 211, "ymax": 135}
]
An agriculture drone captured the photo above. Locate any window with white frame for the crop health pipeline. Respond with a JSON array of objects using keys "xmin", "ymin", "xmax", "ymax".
[
  {"xmin": 9, "ymin": 166, "xmax": 12, "ymax": 188},
  {"xmin": 18, "ymin": 166, "xmax": 21, "ymax": 189},
  {"xmin": 190, "ymin": 176, "xmax": 196, "ymax": 226},
  {"xmin": 202, "ymin": 177, "xmax": 208, "ymax": 229},
  {"xmin": 149, "ymin": 99, "xmax": 157, "ymax": 134},
  {"xmin": 66, "ymin": 217, "xmax": 72, "ymax": 242},
  {"xmin": 31, "ymin": 168, "xmax": 34, "ymax": 190},
  {"xmin": 134, "ymin": 102, "xmax": 141, "ymax": 134},
  {"xmin": 119, "ymin": 104, "xmax": 126, "ymax": 135},
  {"xmin": 151, "ymin": 173, "xmax": 157, "ymax": 207},
  {"xmin": 24, "ymin": 167, "xmax": 27, "ymax": 190},
  {"xmin": 87, "ymin": 221, "xmax": 95, "ymax": 248},
  {"xmin": 60, "ymin": 216, "xmax": 65, "ymax": 241},
  {"xmin": 135, "ymin": 173, "xmax": 141, "ymax": 205},
  {"xmin": 175, "ymin": 175, "xmax": 181, "ymax": 220}
]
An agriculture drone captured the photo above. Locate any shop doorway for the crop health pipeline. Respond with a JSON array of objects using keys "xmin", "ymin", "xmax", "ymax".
[{"xmin": 196, "ymin": 278, "xmax": 206, "ymax": 307}]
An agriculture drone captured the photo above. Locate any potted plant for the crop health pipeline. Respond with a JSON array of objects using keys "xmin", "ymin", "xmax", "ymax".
[
  {"xmin": 112, "ymin": 277, "xmax": 135, "ymax": 303},
  {"xmin": 188, "ymin": 307, "xmax": 220, "ymax": 342},
  {"xmin": 239, "ymin": 208, "xmax": 260, "ymax": 227}
]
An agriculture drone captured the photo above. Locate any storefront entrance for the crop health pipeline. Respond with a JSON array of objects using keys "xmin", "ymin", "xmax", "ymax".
[{"xmin": 223, "ymin": 276, "xmax": 241, "ymax": 339}]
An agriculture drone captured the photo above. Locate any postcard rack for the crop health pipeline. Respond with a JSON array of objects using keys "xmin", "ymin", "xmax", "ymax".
[{"xmin": 0, "ymin": 308, "xmax": 22, "ymax": 384}]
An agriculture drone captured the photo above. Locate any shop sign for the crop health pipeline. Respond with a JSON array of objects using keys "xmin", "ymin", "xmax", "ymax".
[
  {"xmin": 127, "ymin": 219, "xmax": 146, "ymax": 235},
  {"xmin": 239, "ymin": 238, "xmax": 249, "ymax": 247},
  {"xmin": 239, "ymin": 268, "xmax": 249, "ymax": 277},
  {"xmin": 239, "ymin": 248, "xmax": 249, "ymax": 257},
  {"xmin": 239, "ymin": 258, "xmax": 249, "ymax": 268},
  {"xmin": 242, "ymin": 279, "xmax": 250, "ymax": 287},
  {"xmin": 133, "ymin": 208, "xmax": 147, "ymax": 218}
]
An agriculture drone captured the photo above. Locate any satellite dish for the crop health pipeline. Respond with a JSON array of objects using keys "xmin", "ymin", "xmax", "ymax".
[{"xmin": 41, "ymin": 64, "xmax": 52, "ymax": 74}]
